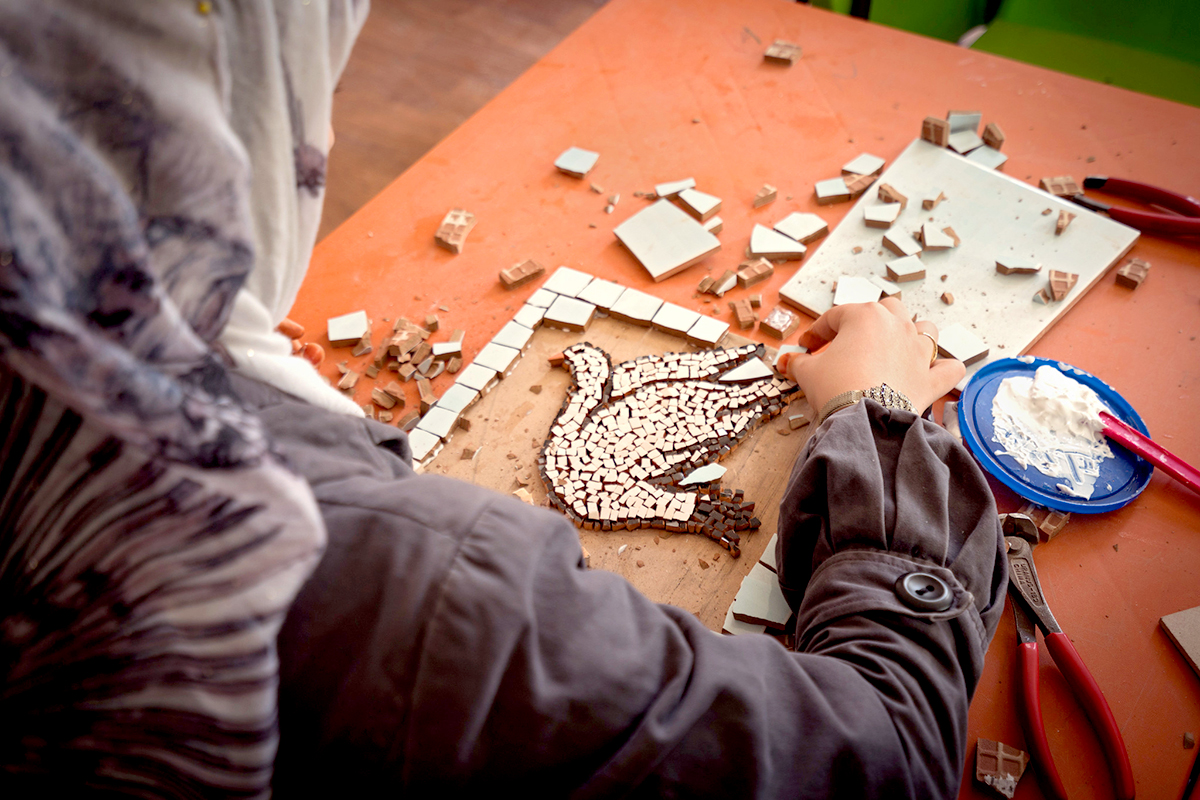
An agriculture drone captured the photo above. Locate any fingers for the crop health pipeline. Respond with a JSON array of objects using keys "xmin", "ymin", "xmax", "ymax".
[
  {"xmin": 798, "ymin": 304, "xmax": 850, "ymax": 349},
  {"xmin": 928, "ymin": 357, "xmax": 966, "ymax": 397},
  {"xmin": 914, "ymin": 319, "xmax": 940, "ymax": 363}
]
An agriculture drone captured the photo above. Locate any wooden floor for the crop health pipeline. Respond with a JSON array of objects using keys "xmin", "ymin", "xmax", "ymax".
[{"xmin": 320, "ymin": 0, "xmax": 608, "ymax": 241}]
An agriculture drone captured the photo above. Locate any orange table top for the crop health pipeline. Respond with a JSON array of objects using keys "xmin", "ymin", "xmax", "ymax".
[{"xmin": 297, "ymin": 0, "xmax": 1200, "ymax": 796}]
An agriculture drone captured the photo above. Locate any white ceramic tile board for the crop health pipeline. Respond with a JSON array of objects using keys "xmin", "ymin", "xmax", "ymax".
[{"xmin": 779, "ymin": 138, "xmax": 1139, "ymax": 391}]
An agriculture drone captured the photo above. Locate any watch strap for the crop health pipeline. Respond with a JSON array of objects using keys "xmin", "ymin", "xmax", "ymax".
[{"xmin": 817, "ymin": 384, "xmax": 914, "ymax": 426}]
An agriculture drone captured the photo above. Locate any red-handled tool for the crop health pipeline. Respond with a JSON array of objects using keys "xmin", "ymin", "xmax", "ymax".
[
  {"xmin": 1002, "ymin": 515, "xmax": 1136, "ymax": 800},
  {"xmin": 1070, "ymin": 176, "xmax": 1200, "ymax": 237},
  {"xmin": 1099, "ymin": 411, "xmax": 1200, "ymax": 497}
]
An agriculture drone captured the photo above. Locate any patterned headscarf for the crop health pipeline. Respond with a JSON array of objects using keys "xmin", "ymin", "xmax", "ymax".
[{"xmin": 0, "ymin": 1, "xmax": 367, "ymax": 795}]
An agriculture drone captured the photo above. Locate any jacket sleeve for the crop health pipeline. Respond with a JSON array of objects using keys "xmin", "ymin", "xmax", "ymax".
[{"xmin": 265, "ymin": 386, "xmax": 1006, "ymax": 799}]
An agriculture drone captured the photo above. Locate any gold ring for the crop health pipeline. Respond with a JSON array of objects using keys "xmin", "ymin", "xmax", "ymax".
[{"xmin": 918, "ymin": 331, "xmax": 938, "ymax": 366}]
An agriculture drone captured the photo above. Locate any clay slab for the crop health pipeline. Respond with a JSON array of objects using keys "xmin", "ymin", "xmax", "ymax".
[
  {"xmin": 749, "ymin": 224, "xmax": 806, "ymax": 260},
  {"xmin": 774, "ymin": 212, "xmax": 829, "ymax": 244},
  {"xmin": 779, "ymin": 138, "xmax": 1138, "ymax": 391},
  {"xmin": 614, "ymin": 199, "xmax": 721, "ymax": 281},
  {"xmin": 554, "ymin": 146, "xmax": 599, "ymax": 177}
]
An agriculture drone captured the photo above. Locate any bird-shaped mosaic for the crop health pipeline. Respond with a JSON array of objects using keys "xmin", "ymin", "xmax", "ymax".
[{"xmin": 538, "ymin": 342, "xmax": 800, "ymax": 556}]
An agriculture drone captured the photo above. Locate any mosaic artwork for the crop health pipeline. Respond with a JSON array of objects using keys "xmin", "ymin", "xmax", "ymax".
[{"xmin": 538, "ymin": 342, "xmax": 800, "ymax": 556}]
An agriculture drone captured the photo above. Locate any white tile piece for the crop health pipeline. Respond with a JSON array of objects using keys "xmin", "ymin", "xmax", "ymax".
[
  {"xmin": 937, "ymin": 323, "xmax": 989, "ymax": 365},
  {"xmin": 492, "ymin": 321, "xmax": 534, "ymax": 351},
  {"xmin": 543, "ymin": 295, "xmax": 597, "ymax": 330},
  {"xmin": 774, "ymin": 212, "xmax": 829, "ymax": 244},
  {"xmin": 576, "ymin": 278, "xmax": 625, "ymax": 310},
  {"xmin": 513, "ymin": 304, "xmax": 546, "ymax": 329},
  {"xmin": 608, "ymin": 288, "xmax": 663, "ymax": 325},
  {"xmin": 542, "ymin": 266, "xmax": 594, "ymax": 297},
  {"xmin": 703, "ymin": 215, "xmax": 724, "ymax": 234},
  {"xmin": 431, "ymin": 341, "xmax": 463, "ymax": 358},
  {"xmin": 407, "ymin": 428, "xmax": 442, "ymax": 463},
  {"xmin": 614, "ymin": 199, "xmax": 721, "ymax": 281},
  {"xmin": 436, "ymin": 383, "xmax": 479, "ymax": 414},
  {"xmin": 749, "ymin": 224, "xmax": 806, "ymax": 260},
  {"xmin": 417, "ymin": 406, "xmax": 460, "ymax": 439},
  {"xmin": 883, "ymin": 231, "xmax": 923, "ymax": 258},
  {"xmin": 832, "ymin": 275, "xmax": 883, "ymax": 306},
  {"xmin": 965, "ymin": 144, "xmax": 1008, "ymax": 170},
  {"xmin": 719, "ymin": 357, "xmax": 773, "ymax": 383},
  {"xmin": 711, "ymin": 271, "xmax": 738, "ymax": 296},
  {"xmin": 685, "ymin": 315, "xmax": 730, "ymax": 347},
  {"xmin": 886, "ymin": 254, "xmax": 926, "ymax": 282},
  {"xmin": 995, "ymin": 258, "xmax": 1042, "ymax": 275},
  {"xmin": 769, "ymin": 343, "xmax": 807, "ymax": 370},
  {"xmin": 456, "ymin": 363, "xmax": 498, "ymax": 393},
  {"xmin": 843, "ymin": 152, "xmax": 886, "ymax": 176},
  {"xmin": 947, "ymin": 111, "xmax": 981, "ymax": 134},
  {"xmin": 474, "ymin": 342, "xmax": 521, "ymax": 375},
  {"xmin": 759, "ymin": 533, "xmax": 780, "ymax": 573},
  {"xmin": 863, "ymin": 203, "xmax": 903, "ymax": 227},
  {"xmin": 947, "ymin": 129, "xmax": 984, "ymax": 154},
  {"xmin": 327, "ymin": 310, "xmax": 369, "ymax": 345},
  {"xmin": 654, "ymin": 177, "xmax": 696, "ymax": 197},
  {"xmin": 651, "ymin": 303, "xmax": 702, "ymax": 336},
  {"xmin": 871, "ymin": 275, "xmax": 904, "ymax": 298},
  {"xmin": 680, "ymin": 463, "xmax": 727, "ymax": 486},
  {"xmin": 526, "ymin": 288, "xmax": 557, "ymax": 308},
  {"xmin": 921, "ymin": 223, "xmax": 956, "ymax": 250},
  {"xmin": 814, "ymin": 177, "xmax": 850, "ymax": 202},
  {"xmin": 730, "ymin": 563, "xmax": 792, "ymax": 630},
  {"xmin": 778, "ymin": 139, "xmax": 1139, "ymax": 392},
  {"xmin": 676, "ymin": 188, "xmax": 722, "ymax": 221},
  {"xmin": 722, "ymin": 606, "xmax": 768, "ymax": 636},
  {"xmin": 554, "ymin": 146, "xmax": 599, "ymax": 177}
]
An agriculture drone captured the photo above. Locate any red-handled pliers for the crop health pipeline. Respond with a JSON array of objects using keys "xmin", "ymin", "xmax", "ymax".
[
  {"xmin": 1001, "ymin": 515, "xmax": 1135, "ymax": 800},
  {"xmin": 1070, "ymin": 176, "xmax": 1200, "ymax": 237}
]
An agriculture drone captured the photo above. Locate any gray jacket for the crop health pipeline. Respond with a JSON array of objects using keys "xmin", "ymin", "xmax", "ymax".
[{"xmin": 237, "ymin": 376, "xmax": 1006, "ymax": 798}]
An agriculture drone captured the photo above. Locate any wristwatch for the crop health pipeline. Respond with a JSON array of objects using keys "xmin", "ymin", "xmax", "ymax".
[{"xmin": 816, "ymin": 384, "xmax": 914, "ymax": 426}]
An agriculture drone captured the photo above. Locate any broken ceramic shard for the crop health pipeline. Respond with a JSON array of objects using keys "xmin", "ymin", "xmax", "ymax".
[
  {"xmin": 719, "ymin": 357, "xmax": 773, "ymax": 383},
  {"xmin": 730, "ymin": 563, "xmax": 791, "ymax": 629},
  {"xmin": 759, "ymin": 305, "xmax": 800, "ymax": 339},
  {"xmin": 650, "ymin": 302, "xmax": 702, "ymax": 337},
  {"xmin": 654, "ymin": 177, "xmax": 696, "ymax": 197},
  {"xmin": 995, "ymin": 258, "xmax": 1041, "ymax": 275},
  {"xmin": 763, "ymin": 39, "xmax": 801, "ymax": 65},
  {"xmin": 832, "ymin": 275, "xmax": 883, "ymax": 306},
  {"xmin": 327, "ymin": 310, "xmax": 370, "ymax": 347},
  {"xmin": 455, "ymin": 362, "xmax": 498, "ymax": 394},
  {"xmin": 499, "ymin": 259, "xmax": 545, "ymax": 289},
  {"xmin": 882, "ymin": 231, "xmax": 922, "ymax": 258},
  {"xmin": 676, "ymin": 187, "xmax": 722, "ymax": 221},
  {"xmin": 921, "ymin": 116, "xmax": 950, "ymax": 147},
  {"xmin": 703, "ymin": 215, "xmax": 724, "ymax": 234},
  {"xmin": 885, "ymin": 254, "xmax": 925, "ymax": 283},
  {"xmin": 474, "ymin": 342, "xmax": 521, "ymax": 375},
  {"xmin": 736, "ymin": 257, "xmax": 774, "ymax": 288},
  {"xmin": 1039, "ymin": 175, "xmax": 1081, "ymax": 196},
  {"xmin": 1115, "ymin": 258, "xmax": 1150, "ymax": 289},
  {"xmin": 863, "ymin": 203, "xmax": 903, "ymax": 228},
  {"xmin": 748, "ymin": 224, "xmax": 806, "ymax": 260},
  {"xmin": 613, "ymin": 199, "xmax": 721, "ymax": 281},
  {"xmin": 921, "ymin": 222, "xmax": 956, "ymax": 250},
  {"xmin": 981, "ymin": 122, "xmax": 1005, "ymax": 151},
  {"xmin": 966, "ymin": 145, "xmax": 1007, "ymax": 170},
  {"xmin": 814, "ymin": 177, "xmax": 851, "ymax": 205},
  {"xmin": 542, "ymin": 266, "xmax": 594, "ymax": 297},
  {"xmin": 947, "ymin": 129, "xmax": 984, "ymax": 154},
  {"xmin": 752, "ymin": 184, "xmax": 778, "ymax": 208},
  {"xmin": 543, "ymin": 295, "xmax": 597, "ymax": 331},
  {"xmin": 491, "ymin": 321, "xmax": 534, "ymax": 352},
  {"xmin": 681, "ymin": 463, "xmax": 727, "ymax": 486},
  {"xmin": 947, "ymin": 110, "xmax": 981, "ymax": 134},
  {"xmin": 842, "ymin": 153, "xmax": 885, "ymax": 176},
  {"xmin": 685, "ymin": 315, "xmax": 730, "ymax": 347},
  {"xmin": 435, "ymin": 208, "xmax": 477, "ymax": 253},
  {"xmin": 608, "ymin": 287, "xmax": 664, "ymax": 326},
  {"xmin": 773, "ymin": 212, "xmax": 829, "ymax": 244},
  {"xmin": 576, "ymin": 278, "xmax": 625, "ymax": 310},
  {"xmin": 554, "ymin": 146, "xmax": 599, "ymax": 178},
  {"xmin": 1055, "ymin": 210, "xmax": 1076, "ymax": 235},
  {"xmin": 937, "ymin": 323, "xmax": 988, "ymax": 365}
]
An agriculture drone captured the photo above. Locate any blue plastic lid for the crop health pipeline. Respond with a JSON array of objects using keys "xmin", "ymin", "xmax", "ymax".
[{"xmin": 958, "ymin": 357, "xmax": 1153, "ymax": 513}]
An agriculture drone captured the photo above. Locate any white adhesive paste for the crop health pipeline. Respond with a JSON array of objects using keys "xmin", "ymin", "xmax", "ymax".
[{"xmin": 991, "ymin": 365, "xmax": 1114, "ymax": 499}]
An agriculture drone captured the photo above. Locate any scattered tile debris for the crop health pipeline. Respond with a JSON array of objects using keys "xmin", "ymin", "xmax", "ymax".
[
  {"xmin": 753, "ymin": 184, "xmax": 778, "ymax": 208},
  {"xmin": 763, "ymin": 39, "xmax": 801, "ymax": 65},
  {"xmin": 1115, "ymin": 258, "xmax": 1150, "ymax": 289},
  {"xmin": 555, "ymin": 146, "xmax": 599, "ymax": 178},
  {"xmin": 435, "ymin": 208, "xmax": 476, "ymax": 253}
]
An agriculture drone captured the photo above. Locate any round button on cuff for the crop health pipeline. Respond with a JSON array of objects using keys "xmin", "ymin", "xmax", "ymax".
[{"xmin": 894, "ymin": 572, "xmax": 953, "ymax": 612}]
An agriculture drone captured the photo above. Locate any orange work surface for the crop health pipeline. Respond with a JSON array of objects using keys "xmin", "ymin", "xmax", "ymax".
[{"xmin": 295, "ymin": 0, "xmax": 1200, "ymax": 797}]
